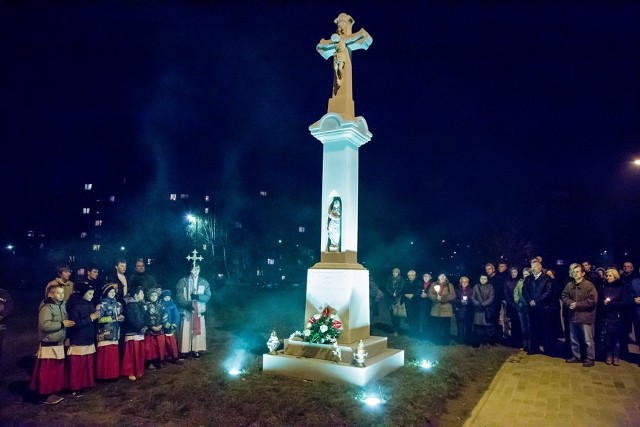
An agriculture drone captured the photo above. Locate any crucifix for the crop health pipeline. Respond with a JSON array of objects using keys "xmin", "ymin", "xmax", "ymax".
[
  {"xmin": 186, "ymin": 249, "xmax": 204, "ymax": 268},
  {"xmin": 316, "ymin": 13, "xmax": 372, "ymax": 120}
]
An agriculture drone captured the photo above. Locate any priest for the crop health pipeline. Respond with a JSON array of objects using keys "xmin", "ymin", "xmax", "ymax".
[{"xmin": 176, "ymin": 251, "xmax": 211, "ymax": 359}]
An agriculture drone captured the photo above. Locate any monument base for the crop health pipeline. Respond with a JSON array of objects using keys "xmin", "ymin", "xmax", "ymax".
[
  {"xmin": 305, "ymin": 267, "xmax": 369, "ymax": 343},
  {"xmin": 284, "ymin": 335, "xmax": 389, "ymax": 364},
  {"xmin": 263, "ymin": 344, "xmax": 404, "ymax": 387}
]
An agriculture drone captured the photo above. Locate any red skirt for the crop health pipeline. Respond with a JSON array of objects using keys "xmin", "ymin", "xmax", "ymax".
[
  {"xmin": 120, "ymin": 336, "xmax": 145, "ymax": 378},
  {"xmin": 96, "ymin": 343, "xmax": 120, "ymax": 380},
  {"xmin": 165, "ymin": 334, "xmax": 179, "ymax": 359},
  {"xmin": 30, "ymin": 358, "xmax": 65, "ymax": 395},
  {"xmin": 66, "ymin": 352, "xmax": 95, "ymax": 391},
  {"xmin": 144, "ymin": 334, "xmax": 166, "ymax": 361}
]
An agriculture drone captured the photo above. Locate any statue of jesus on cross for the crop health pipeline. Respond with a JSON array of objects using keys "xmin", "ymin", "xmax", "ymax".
[{"xmin": 316, "ymin": 13, "xmax": 372, "ymax": 120}]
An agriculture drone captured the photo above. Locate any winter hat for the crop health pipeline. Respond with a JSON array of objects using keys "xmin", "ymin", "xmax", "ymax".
[
  {"xmin": 160, "ymin": 289, "xmax": 172, "ymax": 299},
  {"xmin": 102, "ymin": 282, "xmax": 118, "ymax": 298},
  {"xmin": 76, "ymin": 281, "xmax": 96, "ymax": 297}
]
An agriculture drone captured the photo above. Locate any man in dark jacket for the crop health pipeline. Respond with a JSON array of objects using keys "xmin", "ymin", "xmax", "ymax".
[
  {"xmin": 522, "ymin": 258, "xmax": 555, "ymax": 355},
  {"xmin": 128, "ymin": 258, "xmax": 159, "ymax": 295},
  {"xmin": 561, "ymin": 264, "xmax": 598, "ymax": 367}
]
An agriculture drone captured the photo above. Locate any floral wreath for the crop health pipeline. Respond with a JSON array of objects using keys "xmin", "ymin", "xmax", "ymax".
[{"xmin": 290, "ymin": 306, "xmax": 343, "ymax": 344}]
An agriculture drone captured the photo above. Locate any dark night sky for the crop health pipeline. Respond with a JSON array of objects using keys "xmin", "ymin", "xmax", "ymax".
[{"xmin": 2, "ymin": 2, "xmax": 640, "ymax": 268}]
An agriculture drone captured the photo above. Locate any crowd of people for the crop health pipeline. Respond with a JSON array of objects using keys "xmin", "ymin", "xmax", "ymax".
[
  {"xmin": 371, "ymin": 257, "xmax": 640, "ymax": 368},
  {"xmin": 8, "ymin": 253, "xmax": 640, "ymax": 405},
  {"xmin": 28, "ymin": 257, "xmax": 211, "ymax": 405}
]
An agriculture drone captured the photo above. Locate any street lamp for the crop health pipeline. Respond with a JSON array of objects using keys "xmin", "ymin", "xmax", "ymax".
[{"xmin": 186, "ymin": 213, "xmax": 199, "ymax": 248}]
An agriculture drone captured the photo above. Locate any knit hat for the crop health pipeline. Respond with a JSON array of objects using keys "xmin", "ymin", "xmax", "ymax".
[
  {"xmin": 160, "ymin": 289, "xmax": 172, "ymax": 299},
  {"xmin": 147, "ymin": 288, "xmax": 159, "ymax": 296},
  {"xmin": 102, "ymin": 282, "xmax": 118, "ymax": 298},
  {"xmin": 76, "ymin": 281, "xmax": 96, "ymax": 297}
]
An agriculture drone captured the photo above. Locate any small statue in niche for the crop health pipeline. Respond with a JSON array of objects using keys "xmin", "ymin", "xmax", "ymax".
[{"xmin": 326, "ymin": 196, "xmax": 342, "ymax": 252}]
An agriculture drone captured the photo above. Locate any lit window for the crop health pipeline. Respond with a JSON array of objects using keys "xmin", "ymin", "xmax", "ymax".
[
  {"xmin": 257, "ymin": 270, "xmax": 264, "ymax": 276},
  {"xmin": 83, "ymin": 208, "xmax": 90, "ymax": 214},
  {"xmin": 95, "ymin": 220, "xmax": 102, "ymax": 226},
  {"xmin": 93, "ymin": 244, "xmax": 101, "ymax": 251},
  {"xmin": 298, "ymin": 227, "xmax": 305, "ymax": 233},
  {"xmin": 84, "ymin": 183, "xmax": 92, "ymax": 190},
  {"xmin": 205, "ymin": 195, "xmax": 210, "ymax": 202},
  {"xmin": 80, "ymin": 232, "xmax": 87, "ymax": 239},
  {"xmin": 180, "ymin": 194, "xmax": 189, "ymax": 200},
  {"xmin": 260, "ymin": 190, "xmax": 267, "ymax": 196},
  {"xmin": 109, "ymin": 196, "xmax": 115, "ymax": 202},
  {"xmin": 205, "ymin": 207, "xmax": 209, "ymax": 214},
  {"xmin": 27, "ymin": 230, "xmax": 35, "ymax": 237},
  {"xmin": 170, "ymin": 194, "xmax": 177, "ymax": 201},
  {"xmin": 68, "ymin": 256, "xmax": 75, "ymax": 262},
  {"xmin": 267, "ymin": 259, "xmax": 275, "ymax": 265}
]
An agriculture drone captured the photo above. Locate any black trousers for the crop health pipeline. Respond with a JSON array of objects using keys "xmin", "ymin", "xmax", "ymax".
[{"xmin": 529, "ymin": 309, "xmax": 555, "ymax": 355}]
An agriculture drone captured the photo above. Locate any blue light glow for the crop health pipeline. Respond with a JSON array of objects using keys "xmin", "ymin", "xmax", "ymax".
[
  {"xmin": 363, "ymin": 396, "xmax": 381, "ymax": 406},
  {"xmin": 419, "ymin": 359, "xmax": 437, "ymax": 370}
]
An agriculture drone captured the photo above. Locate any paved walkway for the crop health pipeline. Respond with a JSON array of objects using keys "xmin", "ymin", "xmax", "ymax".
[{"xmin": 464, "ymin": 350, "xmax": 640, "ymax": 427}]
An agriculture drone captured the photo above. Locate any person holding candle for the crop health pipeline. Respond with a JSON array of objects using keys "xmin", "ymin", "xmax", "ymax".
[
  {"xmin": 599, "ymin": 268, "xmax": 628, "ymax": 366},
  {"xmin": 428, "ymin": 273, "xmax": 456, "ymax": 345},
  {"xmin": 454, "ymin": 276, "xmax": 473, "ymax": 344}
]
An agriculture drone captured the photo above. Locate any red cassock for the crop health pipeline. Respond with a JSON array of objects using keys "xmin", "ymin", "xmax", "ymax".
[
  {"xmin": 165, "ymin": 333, "xmax": 179, "ymax": 359},
  {"xmin": 144, "ymin": 334, "xmax": 166, "ymax": 361},
  {"xmin": 29, "ymin": 345, "xmax": 66, "ymax": 395},
  {"xmin": 66, "ymin": 345, "xmax": 96, "ymax": 390},
  {"xmin": 120, "ymin": 335, "xmax": 145, "ymax": 379},
  {"xmin": 95, "ymin": 342, "xmax": 120, "ymax": 380}
]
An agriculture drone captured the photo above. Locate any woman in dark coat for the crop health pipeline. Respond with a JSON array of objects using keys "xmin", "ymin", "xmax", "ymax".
[
  {"xmin": 599, "ymin": 268, "xmax": 628, "ymax": 366},
  {"xmin": 471, "ymin": 274, "xmax": 495, "ymax": 346},
  {"xmin": 454, "ymin": 276, "xmax": 474, "ymax": 344}
]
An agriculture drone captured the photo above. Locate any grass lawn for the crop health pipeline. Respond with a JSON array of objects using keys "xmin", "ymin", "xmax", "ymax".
[{"xmin": 0, "ymin": 286, "xmax": 516, "ymax": 426}]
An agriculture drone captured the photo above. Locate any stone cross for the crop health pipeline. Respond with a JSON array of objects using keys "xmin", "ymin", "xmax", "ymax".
[
  {"xmin": 186, "ymin": 249, "xmax": 203, "ymax": 268},
  {"xmin": 316, "ymin": 13, "xmax": 372, "ymax": 120}
]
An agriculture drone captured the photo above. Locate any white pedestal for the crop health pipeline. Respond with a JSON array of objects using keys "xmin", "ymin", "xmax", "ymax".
[
  {"xmin": 305, "ymin": 267, "xmax": 369, "ymax": 343},
  {"xmin": 262, "ymin": 266, "xmax": 405, "ymax": 386},
  {"xmin": 263, "ymin": 348, "xmax": 404, "ymax": 387}
]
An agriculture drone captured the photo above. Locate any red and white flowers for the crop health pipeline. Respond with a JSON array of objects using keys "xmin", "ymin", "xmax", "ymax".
[{"xmin": 289, "ymin": 306, "xmax": 343, "ymax": 344}]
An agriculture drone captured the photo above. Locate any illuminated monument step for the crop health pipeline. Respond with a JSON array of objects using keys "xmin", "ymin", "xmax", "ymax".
[
  {"xmin": 262, "ymin": 347, "xmax": 404, "ymax": 387},
  {"xmin": 283, "ymin": 335, "xmax": 389, "ymax": 365}
]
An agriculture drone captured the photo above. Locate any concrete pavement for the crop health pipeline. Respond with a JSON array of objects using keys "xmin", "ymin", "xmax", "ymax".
[{"xmin": 464, "ymin": 350, "xmax": 640, "ymax": 427}]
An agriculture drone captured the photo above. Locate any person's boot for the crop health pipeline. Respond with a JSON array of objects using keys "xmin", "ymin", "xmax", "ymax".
[
  {"xmin": 612, "ymin": 356, "xmax": 620, "ymax": 366},
  {"xmin": 605, "ymin": 353, "xmax": 612, "ymax": 365}
]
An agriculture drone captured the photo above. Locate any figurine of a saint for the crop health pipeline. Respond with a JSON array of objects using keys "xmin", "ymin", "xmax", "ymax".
[{"xmin": 326, "ymin": 196, "xmax": 342, "ymax": 252}]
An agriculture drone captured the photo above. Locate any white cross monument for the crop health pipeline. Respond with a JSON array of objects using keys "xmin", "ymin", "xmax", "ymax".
[{"xmin": 263, "ymin": 13, "xmax": 404, "ymax": 386}]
